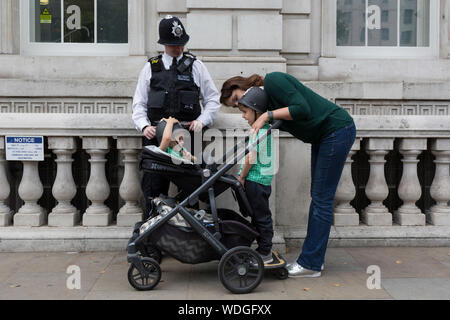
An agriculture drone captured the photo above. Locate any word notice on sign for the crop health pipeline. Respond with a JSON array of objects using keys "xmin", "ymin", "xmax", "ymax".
[{"xmin": 5, "ymin": 136, "xmax": 44, "ymax": 161}]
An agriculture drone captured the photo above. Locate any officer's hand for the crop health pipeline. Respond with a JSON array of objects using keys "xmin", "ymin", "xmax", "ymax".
[
  {"xmin": 143, "ymin": 126, "xmax": 156, "ymax": 140},
  {"xmin": 189, "ymin": 120, "xmax": 204, "ymax": 133}
]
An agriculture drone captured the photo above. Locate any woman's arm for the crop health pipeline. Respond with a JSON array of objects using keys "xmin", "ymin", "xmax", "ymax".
[
  {"xmin": 250, "ymin": 108, "xmax": 293, "ymax": 137},
  {"xmin": 251, "ymin": 73, "xmax": 315, "ymax": 136}
]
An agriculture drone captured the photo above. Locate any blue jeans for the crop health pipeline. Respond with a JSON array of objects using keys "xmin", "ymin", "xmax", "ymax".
[{"xmin": 297, "ymin": 123, "xmax": 356, "ymax": 271}]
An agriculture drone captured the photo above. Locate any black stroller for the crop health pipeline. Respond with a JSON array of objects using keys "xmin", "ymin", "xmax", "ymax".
[{"xmin": 126, "ymin": 120, "xmax": 287, "ymax": 294}]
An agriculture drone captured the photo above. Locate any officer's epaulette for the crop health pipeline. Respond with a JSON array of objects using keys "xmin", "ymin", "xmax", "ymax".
[
  {"xmin": 177, "ymin": 52, "xmax": 197, "ymax": 73},
  {"xmin": 183, "ymin": 52, "xmax": 196, "ymax": 60},
  {"xmin": 148, "ymin": 55, "xmax": 163, "ymax": 73}
]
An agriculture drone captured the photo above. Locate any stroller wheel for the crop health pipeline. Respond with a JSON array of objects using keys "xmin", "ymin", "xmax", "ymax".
[
  {"xmin": 274, "ymin": 267, "xmax": 289, "ymax": 280},
  {"xmin": 127, "ymin": 257, "xmax": 161, "ymax": 291},
  {"xmin": 218, "ymin": 246, "xmax": 264, "ymax": 294},
  {"xmin": 145, "ymin": 245, "xmax": 162, "ymax": 264}
]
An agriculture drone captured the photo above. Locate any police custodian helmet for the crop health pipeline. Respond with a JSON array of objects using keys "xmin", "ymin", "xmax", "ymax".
[{"xmin": 158, "ymin": 15, "xmax": 190, "ymax": 46}]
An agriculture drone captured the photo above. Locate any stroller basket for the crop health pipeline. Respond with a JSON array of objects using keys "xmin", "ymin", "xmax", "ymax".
[
  {"xmin": 149, "ymin": 213, "xmax": 258, "ymax": 264},
  {"xmin": 132, "ymin": 200, "xmax": 259, "ymax": 264}
]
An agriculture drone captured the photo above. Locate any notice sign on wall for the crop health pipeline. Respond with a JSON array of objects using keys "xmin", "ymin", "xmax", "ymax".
[
  {"xmin": 40, "ymin": 8, "xmax": 52, "ymax": 24},
  {"xmin": 5, "ymin": 136, "xmax": 44, "ymax": 161}
]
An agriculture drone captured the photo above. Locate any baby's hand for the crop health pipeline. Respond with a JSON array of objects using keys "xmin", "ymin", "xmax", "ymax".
[{"xmin": 167, "ymin": 117, "xmax": 179, "ymax": 124}]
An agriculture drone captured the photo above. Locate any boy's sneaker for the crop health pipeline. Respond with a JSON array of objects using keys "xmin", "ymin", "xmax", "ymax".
[
  {"xmin": 250, "ymin": 252, "xmax": 273, "ymax": 267},
  {"xmin": 259, "ymin": 252, "xmax": 273, "ymax": 264}
]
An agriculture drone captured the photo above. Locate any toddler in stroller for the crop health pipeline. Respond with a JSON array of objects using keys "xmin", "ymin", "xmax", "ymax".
[{"xmin": 126, "ymin": 118, "xmax": 288, "ymax": 294}]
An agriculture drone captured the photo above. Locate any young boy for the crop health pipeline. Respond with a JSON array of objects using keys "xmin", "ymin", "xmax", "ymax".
[
  {"xmin": 157, "ymin": 117, "xmax": 196, "ymax": 163},
  {"xmin": 236, "ymin": 87, "xmax": 275, "ymax": 264}
]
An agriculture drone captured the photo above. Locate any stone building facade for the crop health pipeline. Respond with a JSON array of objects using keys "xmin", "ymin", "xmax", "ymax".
[{"xmin": 0, "ymin": 0, "xmax": 449, "ymax": 251}]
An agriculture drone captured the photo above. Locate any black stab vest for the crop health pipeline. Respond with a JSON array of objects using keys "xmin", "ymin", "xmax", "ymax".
[{"xmin": 147, "ymin": 53, "xmax": 201, "ymax": 125}]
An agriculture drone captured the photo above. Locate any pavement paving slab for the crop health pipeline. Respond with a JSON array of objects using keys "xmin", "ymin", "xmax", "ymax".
[
  {"xmin": 346, "ymin": 247, "xmax": 450, "ymax": 279},
  {"xmin": 0, "ymin": 271, "xmax": 99, "ymax": 300},
  {"xmin": 381, "ymin": 278, "xmax": 450, "ymax": 300},
  {"xmin": 0, "ymin": 247, "xmax": 449, "ymax": 300},
  {"xmin": 283, "ymin": 270, "xmax": 393, "ymax": 300}
]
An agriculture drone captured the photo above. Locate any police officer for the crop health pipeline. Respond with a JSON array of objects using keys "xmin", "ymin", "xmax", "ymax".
[{"xmin": 132, "ymin": 15, "xmax": 221, "ymax": 218}]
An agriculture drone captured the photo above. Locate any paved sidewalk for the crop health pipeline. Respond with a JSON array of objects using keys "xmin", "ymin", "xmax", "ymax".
[{"xmin": 0, "ymin": 247, "xmax": 449, "ymax": 300}]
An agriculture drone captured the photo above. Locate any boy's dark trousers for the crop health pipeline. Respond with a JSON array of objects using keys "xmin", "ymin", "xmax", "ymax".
[{"xmin": 244, "ymin": 180, "xmax": 273, "ymax": 256}]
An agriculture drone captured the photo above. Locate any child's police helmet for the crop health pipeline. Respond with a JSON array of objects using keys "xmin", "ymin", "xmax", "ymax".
[
  {"xmin": 237, "ymin": 86, "xmax": 269, "ymax": 114},
  {"xmin": 158, "ymin": 15, "xmax": 190, "ymax": 46}
]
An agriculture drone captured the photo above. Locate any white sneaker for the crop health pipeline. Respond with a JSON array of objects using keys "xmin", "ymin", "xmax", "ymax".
[
  {"xmin": 250, "ymin": 252, "xmax": 273, "ymax": 267},
  {"xmin": 259, "ymin": 252, "xmax": 273, "ymax": 264},
  {"xmin": 286, "ymin": 261, "xmax": 321, "ymax": 278}
]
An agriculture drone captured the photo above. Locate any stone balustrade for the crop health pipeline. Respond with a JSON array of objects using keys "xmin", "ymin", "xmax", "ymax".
[
  {"xmin": 333, "ymin": 137, "xmax": 450, "ymax": 227},
  {"xmin": 1, "ymin": 135, "xmax": 449, "ymax": 228},
  {"xmin": 0, "ymin": 114, "xmax": 449, "ymax": 250},
  {"xmin": 0, "ymin": 135, "xmax": 144, "ymax": 228}
]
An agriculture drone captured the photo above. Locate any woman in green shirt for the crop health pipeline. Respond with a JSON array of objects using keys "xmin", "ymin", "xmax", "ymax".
[{"xmin": 221, "ymin": 72, "xmax": 356, "ymax": 278}]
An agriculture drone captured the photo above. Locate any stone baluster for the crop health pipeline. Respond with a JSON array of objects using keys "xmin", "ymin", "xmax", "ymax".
[
  {"xmin": 0, "ymin": 137, "xmax": 13, "ymax": 226},
  {"xmin": 48, "ymin": 137, "xmax": 79, "ymax": 227},
  {"xmin": 116, "ymin": 137, "xmax": 143, "ymax": 226},
  {"xmin": 428, "ymin": 139, "xmax": 450, "ymax": 225},
  {"xmin": 14, "ymin": 161, "xmax": 46, "ymax": 226},
  {"xmin": 361, "ymin": 138, "xmax": 394, "ymax": 226},
  {"xmin": 82, "ymin": 137, "xmax": 112, "ymax": 226},
  {"xmin": 394, "ymin": 138, "xmax": 427, "ymax": 226},
  {"xmin": 333, "ymin": 138, "xmax": 361, "ymax": 226}
]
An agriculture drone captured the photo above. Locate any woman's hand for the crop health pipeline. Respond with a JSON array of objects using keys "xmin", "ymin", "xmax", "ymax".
[{"xmin": 250, "ymin": 112, "xmax": 269, "ymax": 138}]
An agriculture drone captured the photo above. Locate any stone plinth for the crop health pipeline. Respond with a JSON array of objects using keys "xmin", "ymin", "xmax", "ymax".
[
  {"xmin": 0, "ymin": 137, "xmax": 13, "ymax": 226},
  {"xmin": 48, "ymin": 137, "xmax": 80, "ymax": 227},
  {"xmin": 82, "ymin": 137, "xmax": 112, "ymax": 227},
  {"xmin": 362, "ymin": 138, "xmax": 394, "ymax": 226},
  {"xmin": 14, "ymin": 161, "xmax": 46, "ymax": 226},
  {"xmin": 116, "ymin": 137, "xmax": 143, "ymax": 227},
  {"xmin": 394, "ymin": 139, "xmax": 427, "ymax": 226},
  {"xmin": 334, "ymin": 138, "xmax": 361, "ymax": 226}
]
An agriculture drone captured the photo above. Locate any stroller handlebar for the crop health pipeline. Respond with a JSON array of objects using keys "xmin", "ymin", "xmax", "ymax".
[
  {"xmin": 205, "ymin": 120, "xmax": 282, "ymax": 170},
  {"xmin": 187, "ymin": 120, "xmax": 283, "ymax": 203}
]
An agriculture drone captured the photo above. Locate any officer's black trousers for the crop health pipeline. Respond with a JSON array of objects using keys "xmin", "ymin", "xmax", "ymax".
[
  {"xmin": 141, "ymin": 130, "xmax": 202, "ymax": 219},
  {"xmin": 142, "ymin": 137, "xmax": 171, "ymax": 219}
]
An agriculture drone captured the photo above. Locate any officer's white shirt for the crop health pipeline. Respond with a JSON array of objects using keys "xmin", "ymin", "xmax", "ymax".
[{"xmin": 132, "ymin": 52, "xmax": 221, "ymax": 132}]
